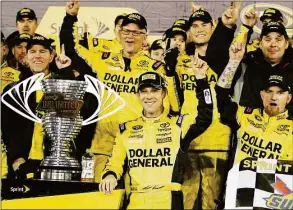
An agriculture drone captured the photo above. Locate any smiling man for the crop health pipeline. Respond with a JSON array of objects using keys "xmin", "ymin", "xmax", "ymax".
[
  {"xmin": 240, "ymin": 21, "xmax": 293, "ymax": 115},
  {"xmin": 60, "ymin": 1, "xmax": 183, "ymax": 183},
  {"xmin": 99, "ymin": 69, "xmax": 213, "ymax": 210}
]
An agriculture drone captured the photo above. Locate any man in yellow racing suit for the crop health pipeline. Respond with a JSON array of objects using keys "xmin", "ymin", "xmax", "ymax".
[
  {"xmin": 60, "ymin": 2, "xmax": 183, "ymax": 182},
  {"xmin": 99, "ymin": 69, "xmax": 213, "ymax": 210}
]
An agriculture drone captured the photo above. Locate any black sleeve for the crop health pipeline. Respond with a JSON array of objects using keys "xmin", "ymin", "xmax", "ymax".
[
  {"xmin": 205, "ymin": 18, "xmax": 236, "ymax": 76},
  {"xmin": 180, "ymin": 78, "xmax": 213, "ymax": 151},
  {"xmin": 59, "ymin": 14, "xmax": 97, "ymax": 78},
  {"xmin": 166, "ymin": 70, "xmax": 184, "ymax": 114},
  {"xmin": 1, "ymin": 86, "xmax": 35, "ymax": 164},
  {"xmin": 215, "ymin": 85, "xmax": 239, "ymax": 131}
]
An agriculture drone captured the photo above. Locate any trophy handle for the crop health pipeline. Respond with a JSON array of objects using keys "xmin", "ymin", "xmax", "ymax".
[
  {"xmin": 82, "ymin": 75, "xmax": 126, "ymax": 126},
  {"xmin": 1, "ymin": 73, "xmax": 44, "ymax": 124}
]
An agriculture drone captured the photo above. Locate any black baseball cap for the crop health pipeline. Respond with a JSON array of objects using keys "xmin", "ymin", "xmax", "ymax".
[
  {"xmin": 16, "ymin": 8, "xmax": 37, "ymax": 22},
  {"xmin": 1, "ymin": 31, "xmax": 5, "ymax": 44},
  {"xmin": 12, "ymin": 33, "xmax": 31, "ymax": 46},
  {"xmin": 114, "ymin": 13, "xmax": 127, "ymax": 26},
  {"xmin": 121, "ymin": 13, "xmax": 147, "ymax": 30},
  {"xmin": 170, "ymin": 27, "xmax": 187, "ymax": 41},
  {"xmin": 189, "ymin": 10, "xmax": 213, "ymax": 26},
  {"xmin": 27, "ymin": 34, "xmax": 54, "ymax": 51},
  {"xmin": 173, "ymin": 19, "xmax": 189, "ymax": 32},
  {"xmin": 260, "ymin": 21, "xmax": 288, "ymax": 39},
  {"xmin": 260, "ymin": 8, "xmax": 283, "ymax": 23},
  {"xmin": 150, "ymin": 39, "xmax": 163, "ymax": 51},
  {"xmin": 138, "ymin": 72, "xmax": 166, "ymax": 90},
  {"xmin": 263, "ymin": 75, "xmax": 291, "ymax": 93}
]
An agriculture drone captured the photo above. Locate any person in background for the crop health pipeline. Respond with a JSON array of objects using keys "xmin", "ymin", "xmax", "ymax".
[
  {"xmin": 173, "ymin": 19, "xmax": 192, "ymax": 44},
  {"xmin": 149, "ymin": 39, "xmax": 164, "ymax": 61},
  {"xmin": 239, "ymin": 21, "xmax": 293, "ymax": 115},
  {"xmin": 260, "ymin": 8, "xmax": 284, "ymax": 24},
  {"xmin": 1, "ymin": 32, "xmax": 22, "ymax": 93},
  {"xmin": 182, "ymin": 3, "xmax": 241, "ymax": 209},
  {"xmin": 1, "ymin": 32, "xmax": 8, "ymax": 67},
  {"xmin": 7, "ymin": 33, "xmax": 31, "ymax": 70},
  {"xmin": 15, "ymin": 8, "xmax": 38, "ymax": 36}
]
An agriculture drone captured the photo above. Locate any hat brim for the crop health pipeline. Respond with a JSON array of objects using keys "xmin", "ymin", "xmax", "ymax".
[
  {"xmin": 27, "ymin": 40, "xmax": 52, "ymax": 51},
  {"xmin": 171, "ymin": 31, "xmax": 187, "ymax": 41},
  {"xmin": 138, "ymin": 82, "xmax": 164, "ymax": 90},
  {"xmin": 17, "ymin": 14, "xmax": 36, "ymax": 21},
  {"xmin": 121, "ymin": 19, "xmax": 146, "ymax": 30}
]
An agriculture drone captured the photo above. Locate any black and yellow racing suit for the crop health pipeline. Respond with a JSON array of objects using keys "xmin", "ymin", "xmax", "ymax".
[
  {"xmin": 101, "ymin": 78, "xmax": 213, "ymax": 209},
  {"xmin": 60, "ymin": 14, "xmax": 182, "ymax": 182},
  {"xmin": 216, "ymin": 85, "xmax": 293, "ymax": 165},
  {"xmin": 176, "ymin": 53, "xmax": 230, "ymax": 209}
]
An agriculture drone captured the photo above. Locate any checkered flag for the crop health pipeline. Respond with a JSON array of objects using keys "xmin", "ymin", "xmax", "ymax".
[{"xmin": 225, "ymin": 157, "xmax": 293, "ymax": 209}]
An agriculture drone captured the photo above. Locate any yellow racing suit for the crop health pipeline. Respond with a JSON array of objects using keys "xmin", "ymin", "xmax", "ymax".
[
  {"xmin": 1, "ymin": 62, "xmax": 21, "ymax": 93},
  {"xmin": 60, "ymin": 14, "xmax": 183, "ymax": 182},
  {"xmin": 101, "ymin": 78, "xmax": 214, "ymax": 209},
  {"xmin": 216, "ymin": 86, "xmax": 293, "ymax": 165},
  {"xmin": 176, "ymin": 53, "xmax": 231, "ymax": 209}
]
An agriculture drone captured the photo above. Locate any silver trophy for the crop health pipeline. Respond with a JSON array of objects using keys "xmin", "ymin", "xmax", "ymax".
[
  {"xmin": 37, "ymin": 79, "xmax": 87, "ymax": 181},
  {"xmin": 1, "ymin": 73, "xmax": 126, "ymax": 181}
]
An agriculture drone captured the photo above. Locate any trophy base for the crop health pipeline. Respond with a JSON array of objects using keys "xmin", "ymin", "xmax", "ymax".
[{"xmin": 38, "ymin": 168, "xmax": 81, "ymax": 181}]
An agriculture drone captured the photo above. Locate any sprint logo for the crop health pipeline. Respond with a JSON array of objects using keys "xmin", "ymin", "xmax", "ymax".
[{"xmin": 265, "ymin": 177, "xmax": 293, "ymax": 209}]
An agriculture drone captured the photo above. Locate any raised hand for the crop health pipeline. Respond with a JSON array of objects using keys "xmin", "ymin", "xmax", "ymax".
[
  {"xmin": 66, "ymin": 1, "xmax": 80, "ymax": 16},
  {"xmin": 55, "ymin": 44, "xmax": 72, "ymax": 69},
  {"xmin": 191, "ymin": 1, "xmax": 204, "ymax": 13},
  {"xmin": 222, "ymin": 1, "xmax": 242, "ymax": 28},
  {"xmin": 229, "ymin": 39, "xmax": 246, "ymax": 62},
  {"xmin": 242, "ymin": 6, "xmax": 258, "ymax": 27},
  {"xmin": 164, "ymin": 47, "xmax": 179, "ymax": 74},
  {"xmin": 192, "ymin": 51, "xmax": 209, "ymax": 79}
]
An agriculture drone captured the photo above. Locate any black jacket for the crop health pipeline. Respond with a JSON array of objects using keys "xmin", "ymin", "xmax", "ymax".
[{"xmin": 240, "ymin": 47, "xmax": 293, "ymax": 112}]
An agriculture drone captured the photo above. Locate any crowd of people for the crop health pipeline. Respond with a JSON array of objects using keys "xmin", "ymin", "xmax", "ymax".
[{"xmin": 1, "ymin": 1, "xmax": 293, "ymax": 209}]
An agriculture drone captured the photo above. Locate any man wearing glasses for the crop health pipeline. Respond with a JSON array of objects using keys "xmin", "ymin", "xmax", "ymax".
[{"xmin": 60, "ymin": 1, "xmax": 182, "ymax": 183}]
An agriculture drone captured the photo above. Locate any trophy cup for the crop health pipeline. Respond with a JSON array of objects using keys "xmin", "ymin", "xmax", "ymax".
[
  {"xmin": 36, "ymin": 79, "xmax": 87, "ymax": 181},
  {"xmin": 1, "ymin": 73, "xmax": 126, "ymax": 181}
]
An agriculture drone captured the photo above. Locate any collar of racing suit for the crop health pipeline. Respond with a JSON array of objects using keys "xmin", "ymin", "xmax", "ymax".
[{"xmin": 261, "ymin": 109, "xmax": 289, "ymax": 122}]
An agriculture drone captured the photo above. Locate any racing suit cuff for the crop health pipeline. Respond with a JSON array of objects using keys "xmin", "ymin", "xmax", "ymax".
[
  {"xmin": 218, "ymin": 17, "xmax": 237, "ymax": 31},
  {"xmin": 54, "ymin": 66, "xmax": 75, "ymax": 80},
  {"xmin": 195, "ymin": 77, "xmax": 209, "ymax": 90},
  {"xmin": 65, "ymin": 13, "xmax": 78, "ymax": 21},
  {"xmin": 102, "ymin": 171, "xmax": 117, "ymax": 180}
]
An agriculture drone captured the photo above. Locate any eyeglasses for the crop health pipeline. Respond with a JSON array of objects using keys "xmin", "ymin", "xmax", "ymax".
[{"xmin": 121, "ymin": 28, "xmax": 146, "ymax": 36}]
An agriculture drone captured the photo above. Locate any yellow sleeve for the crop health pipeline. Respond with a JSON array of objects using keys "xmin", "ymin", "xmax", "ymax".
[
  {"xmin": 165, "ymin": 75, "xmax": 181, "ymax": 113},
  {"xmin": 101, "ymin": 131, "xmax": 127, "ymax": 180}
]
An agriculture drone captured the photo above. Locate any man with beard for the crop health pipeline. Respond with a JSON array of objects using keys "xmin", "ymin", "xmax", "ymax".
[
  {"xmin": 7, "ymin": 33, "xmax": 31, "ymax": 70},
  {"xmin": 216, "ymin": 39, "xmax": 292, "ymax": 165},
  {"xmin": 60, "ymin": 1, "xmax": 182, "ymax": 183}
]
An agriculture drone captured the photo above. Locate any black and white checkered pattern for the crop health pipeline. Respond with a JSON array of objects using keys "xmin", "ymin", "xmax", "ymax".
[{"xmin": 225, "ymin": 157, "xmax": 293, "ymax": 209}]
